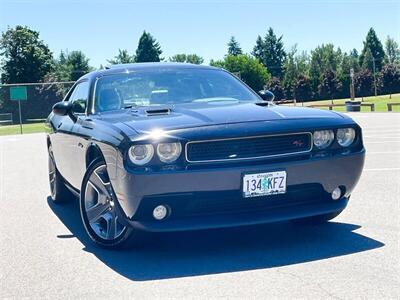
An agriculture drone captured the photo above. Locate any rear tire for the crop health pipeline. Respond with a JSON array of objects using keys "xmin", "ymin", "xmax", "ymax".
[
  {"xmin": 79, "ymin": 159, "xmax": 136, "ymax": 249},
  {"xmin": 292, "ymin": 210, "xmax": 343, "ymax": 225},
  {"xmin": 48, "ymin": 145, "xmax": 72, "ymax": 203}
]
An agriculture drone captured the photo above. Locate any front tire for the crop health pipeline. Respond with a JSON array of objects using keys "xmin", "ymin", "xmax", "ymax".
[
  {"xmin": 80, "ymin": 159, "xmax": 134, "ymax": 248},
  {"xmin": 48, "ymin": 145, "xmax": 72, "ymax": 203}
]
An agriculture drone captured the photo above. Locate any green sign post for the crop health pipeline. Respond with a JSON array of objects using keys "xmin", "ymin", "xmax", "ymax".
[{"xmin": 10, "ymin": 86, "xmax": 27, "ymax": 134}]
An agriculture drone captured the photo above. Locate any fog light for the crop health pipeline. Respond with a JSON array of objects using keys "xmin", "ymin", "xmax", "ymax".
[
  {"xmin": 153, "ymin": 205, "xmax": 168, "ymax": 220},
  {"xmin": 331, "ymin": 187, "xmax": 342, "ymax": 200}
]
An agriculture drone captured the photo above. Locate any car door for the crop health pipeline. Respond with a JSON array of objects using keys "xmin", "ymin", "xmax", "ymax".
[{"xmin": 53, "ymin": 80, "xmax": 90, "ymax": 189}]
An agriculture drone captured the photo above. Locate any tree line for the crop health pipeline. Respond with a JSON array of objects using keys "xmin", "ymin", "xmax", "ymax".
[{"xmin": 1, "ymin": 25, "xmax": 400, "ymax": 104}]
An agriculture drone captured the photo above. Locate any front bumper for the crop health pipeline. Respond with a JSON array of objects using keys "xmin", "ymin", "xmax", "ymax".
[
  {"xmin": 111, "ymin": 150, "xmax": 365, "ymax": 232},
  {"xmin": 128, "ymin": 197, "xmax": 349, "ymax": 232}
]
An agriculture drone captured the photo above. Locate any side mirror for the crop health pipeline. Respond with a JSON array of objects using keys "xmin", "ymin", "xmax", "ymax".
[
  {"xmin": 258, "ymin": 90, "xmax": 275, "ymax": 102},
  {"xmin": 52, "ymin": 101, "xmax": 72, "ymax": 116}
]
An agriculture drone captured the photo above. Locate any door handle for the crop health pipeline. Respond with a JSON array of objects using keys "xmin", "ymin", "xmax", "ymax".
[{"xmin": 78, "ymin": 142, "xmax": 84, "ymax": 148}]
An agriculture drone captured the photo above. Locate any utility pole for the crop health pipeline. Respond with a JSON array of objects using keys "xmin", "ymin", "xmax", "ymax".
[
  {"xmin": 350, "ymin": 68, "xmax": 355, "ymax": 100},
  {"xmin": 372, "ymin": 57, "xmax": 377, "ymax": 96}
]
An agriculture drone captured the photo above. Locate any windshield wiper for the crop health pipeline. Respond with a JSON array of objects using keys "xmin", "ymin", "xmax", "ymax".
[{"xmin": 123, "ymin": 104, "xmax": 138, "ymax": 109}]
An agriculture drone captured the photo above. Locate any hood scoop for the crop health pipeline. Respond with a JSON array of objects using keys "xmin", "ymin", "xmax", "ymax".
[{"xmin": 145, "ymin": 108, "xmax": 171, "ymax": 116}]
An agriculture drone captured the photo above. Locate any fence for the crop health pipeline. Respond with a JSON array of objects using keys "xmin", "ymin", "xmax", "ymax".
[
  {"xmin": 0, "ymin": 113, "xmax": 13, "ymax": 125},
  {"xmin": 0, "ymin": 81, "xmax": 75, "ymax": 124}
]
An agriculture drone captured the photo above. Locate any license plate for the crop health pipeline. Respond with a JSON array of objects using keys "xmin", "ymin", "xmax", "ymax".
[{"xmin": 243, "ymin": 171, "xmax": 287, "ymax": 198}]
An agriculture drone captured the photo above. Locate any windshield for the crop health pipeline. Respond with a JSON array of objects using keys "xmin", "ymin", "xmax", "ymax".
[{"xmin": 94, "ymin": 68, "xmax": 259, "ymax": 112}]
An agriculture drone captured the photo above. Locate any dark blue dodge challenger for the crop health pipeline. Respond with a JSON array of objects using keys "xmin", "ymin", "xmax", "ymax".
[{"xmin": 46, "ymin": 63, "xmax": 365, "ymax": 248}]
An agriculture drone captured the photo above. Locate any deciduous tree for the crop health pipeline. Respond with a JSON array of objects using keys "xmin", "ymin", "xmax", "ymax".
[
  {"xmin": 354, "ymin": 69, "xmax": 373, "ymax": 100},
  {"xmin": 0, "ymin": 25, "xmax": 53, "ymax": 84},
  {"xmin": 309, "ymin": 44, "xmax": 342, "ymax": 98},
  {"xmin": 379, "ymin": 63, "xmax": 400, "ymax": 98},
  {"xmin": 293, "ymin": 74, "xmax": 312, "ymax": 102},
  {"xmin": 384, "ymin": 36, "xmax": 400, "ymax": 64},
  {"xmin": 282, "ymin": 45, "xmax": 310, "ymax": 99},
  {"xmin": 210, "ymin": 54, "xmax": 270, "ymax": 92},
  {"xmin": 169, "ymin": 53, "xmax": 204, "ymax": 64},
  {"xmin": 318, "ymin": 70, "xmax": 342, "ymax": 103},
  {"xmin": 266, "ymin": 77, "xmax": 284, "ymax": 100}
]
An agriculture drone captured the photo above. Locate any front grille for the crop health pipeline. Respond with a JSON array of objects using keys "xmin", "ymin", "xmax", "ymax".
[{"xmin": 185, "ymin": 132, "xmax": 312, "ymax": 163}]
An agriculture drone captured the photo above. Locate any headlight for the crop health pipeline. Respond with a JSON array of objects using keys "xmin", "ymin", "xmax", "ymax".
[
  {"xmin": 157, "ymin": 142, "xmax": 182, "ymax": 163},
  {"xmin": 313, "ymin": 130, "xmax": 334, "ymax": 149},
  {"xmin": 128, "ymin": 144, "xmax": 154, "ymax": 165},
  {"xmin": 337, "ymin": 128, "xmax": 355, "ymax": 147}
]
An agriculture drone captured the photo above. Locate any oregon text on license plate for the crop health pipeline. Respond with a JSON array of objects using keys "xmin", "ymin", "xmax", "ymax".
[{"xmin": 242, "ymin": 171, "xmax": 287, "ymax": 198}]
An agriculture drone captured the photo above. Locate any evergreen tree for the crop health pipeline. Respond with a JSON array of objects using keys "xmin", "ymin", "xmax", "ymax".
[
  {"xmin": 227, "ymin": 36, "xmax": 243, "ymax": 56},
  {"xmin": 0, "ymin": 25, "xmax": 54, "ymax": 84},
  {"xmin": 63, "ymin": 50, "xmax": 91, "ymax": 81},
  {"xmin": 349, "ymin": 49, "xmax": 361, "ymax": 71},
  {"xmin": 361, "ymin": 47, "xmax": 375, "ymax": 72},
  {"xmin": 107, "ymin": 49, "xmax": 135, "ymax": 64},
  {"xmin": 350, "ymin": 48, "xmax": 359, "ymax": 58},
  {"xmin": 135, "ymin": 31, "xmax": 163, "ymax": 63},
  {"xmin": 359, "ymin": 28, "xmax": 385, "ymax": 72},
  {"xmin": 384, "ymin": 36, "xmax": 400, "ymax": 64},
  {"xmin": 252, "ymin": 28, "xmax": 286, "ymax": 78},
  {"xmin": 252, "ymin": 36, "xmax": 264, "ymax": 62}
]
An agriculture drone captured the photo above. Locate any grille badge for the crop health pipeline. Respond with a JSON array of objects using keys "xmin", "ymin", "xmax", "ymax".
[{"xmin": 292, "ymin": 140, "xmax": 305, "ymax": 147}]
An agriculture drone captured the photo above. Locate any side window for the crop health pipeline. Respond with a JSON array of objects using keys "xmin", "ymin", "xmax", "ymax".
[{"xmin": 69, "ymin": 81, "xmax": 89, "ymax": 114}]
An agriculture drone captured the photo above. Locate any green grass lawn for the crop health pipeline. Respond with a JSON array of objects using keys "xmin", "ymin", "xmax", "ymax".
[
  {"xmin": 301, "ymin": 93, "xmax": 400, "ymax": 112},
  {"xmin": 0, "ymin": 122, "xmax": 45, "ymax": 136}
]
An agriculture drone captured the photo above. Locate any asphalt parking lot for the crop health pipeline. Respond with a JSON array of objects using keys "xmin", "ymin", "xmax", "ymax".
[{"xmin": 0, "ymin": 113, "xmax": 399, "ymax": 299}]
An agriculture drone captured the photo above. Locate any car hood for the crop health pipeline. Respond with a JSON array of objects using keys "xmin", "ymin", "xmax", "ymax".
[{"xmin": 98, "ymin": 102, "xmax": 344, "ymax": 134}]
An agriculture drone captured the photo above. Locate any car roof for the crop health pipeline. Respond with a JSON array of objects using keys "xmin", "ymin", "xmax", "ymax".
[{"xmin": 82, "ymin": 62, "xmax": 222, "ymax": 80}]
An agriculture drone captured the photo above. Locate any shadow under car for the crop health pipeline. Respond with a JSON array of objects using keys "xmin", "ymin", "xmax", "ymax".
[{"xmin": 48, "ymin": 196, "xmax": 384, "ymax": 281}]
